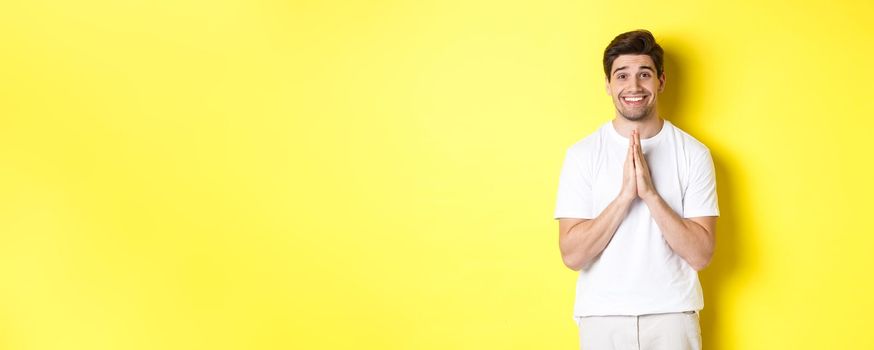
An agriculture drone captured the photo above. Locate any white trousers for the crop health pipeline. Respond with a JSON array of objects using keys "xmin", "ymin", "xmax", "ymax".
[{"xmin": 577, "ymin": 311, "xmax": 701, "ymax": 350}]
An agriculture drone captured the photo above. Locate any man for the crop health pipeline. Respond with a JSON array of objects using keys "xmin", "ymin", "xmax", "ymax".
[{"xmin": 554, "ymin": 30, "xmax": 719, "ymax": 349}]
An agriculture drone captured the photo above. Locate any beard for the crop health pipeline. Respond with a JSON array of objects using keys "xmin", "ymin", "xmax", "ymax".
[{"xmin": 617, "ymin": 104, "xmax": 653, "ymax": 121}]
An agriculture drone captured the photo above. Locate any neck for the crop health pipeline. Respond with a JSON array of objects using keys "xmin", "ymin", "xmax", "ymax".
[{"xmin": 612, "ymin": 116, "xmax": 665, "ymax": 139}]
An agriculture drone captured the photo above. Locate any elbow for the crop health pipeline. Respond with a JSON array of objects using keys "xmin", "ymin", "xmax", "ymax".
[
  {"xmin": 563, "ymin": 250, "xmax": 598, "ymax": 271},
  {"xmin": 690, "ymin": 260, "xmax": 708, "ymax": 271},
  {"xmin": 562, "ymin": 254, "xmax": 584, "ymax": 272},
  {"xmin": 689, "ymin": 251, "xmax": 714, "ymax": 271}
]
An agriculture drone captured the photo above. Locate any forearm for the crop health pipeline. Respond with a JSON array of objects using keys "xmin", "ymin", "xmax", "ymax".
[
  {"xmin": 560, "ymin": 195, "xmax": 634, "ymax": 271},
  {"xmin": 642, "ymin": 194, "xmax": 714, "ymax": 270}
]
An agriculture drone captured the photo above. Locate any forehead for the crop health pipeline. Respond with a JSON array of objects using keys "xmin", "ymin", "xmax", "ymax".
[{"xmin": 611, "ymin": 54, "xmax": 656, "ymax": 73}]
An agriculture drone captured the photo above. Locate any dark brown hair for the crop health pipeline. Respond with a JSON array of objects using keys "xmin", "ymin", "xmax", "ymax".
[{"xmin": 603, "ymin": 30, "xmax": 664, "ymax": 81}]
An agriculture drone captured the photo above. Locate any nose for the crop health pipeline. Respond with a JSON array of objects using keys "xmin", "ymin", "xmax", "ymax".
[{"xmin": 625, "ymin": 76, "xmax": 647, "ymax": 94}]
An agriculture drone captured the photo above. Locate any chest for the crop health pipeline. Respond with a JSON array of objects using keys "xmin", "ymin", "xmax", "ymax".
[{"xmin": 590, "ymin": 142, "xmax": 688, "ymax": 215}]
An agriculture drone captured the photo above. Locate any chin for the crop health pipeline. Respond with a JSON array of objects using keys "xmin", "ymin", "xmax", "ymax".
[{"xmin": 620, "ymin": 112, "xmax": 650, "ymax": 122}]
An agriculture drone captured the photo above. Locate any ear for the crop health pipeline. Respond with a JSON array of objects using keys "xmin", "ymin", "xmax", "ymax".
[
  {"xmin": 605, "ymin": 77, "xmax": 611, "ymax": 95},
  {"xmin": 658, "ymin": 73, "xmax": 666, "ymax": 93}
]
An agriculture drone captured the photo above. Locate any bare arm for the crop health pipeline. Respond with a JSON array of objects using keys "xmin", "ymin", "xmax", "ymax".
[
  {"xmin": 631, "ymin": 130, "xmax": 717, "ymax": 270},
  {"xmin": 558, "ymin": 134, "xmax": 638, "ymax": 271},
  {"xmin": 558, "ymin": 196, "xmax": 633, "ymax": 271},
  {"xmin": 643, "ymin": 195, "xmax": 716, "ymax": 270}
]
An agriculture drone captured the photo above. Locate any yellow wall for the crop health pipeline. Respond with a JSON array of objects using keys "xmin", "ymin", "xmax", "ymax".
[{"xmin": 1, "ymin": 0, "xmax": 872, "ymax": 349}]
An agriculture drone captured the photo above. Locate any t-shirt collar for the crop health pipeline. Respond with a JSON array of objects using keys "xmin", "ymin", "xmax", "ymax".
[{"xmin": 607, "ymin": 119, "xmax": 670, "ymax": 147}]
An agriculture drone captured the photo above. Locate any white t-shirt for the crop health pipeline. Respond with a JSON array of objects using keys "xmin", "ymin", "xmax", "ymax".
[{"xmin": 554, "ymin": 119, "xmax": 719, "ymax": 319}]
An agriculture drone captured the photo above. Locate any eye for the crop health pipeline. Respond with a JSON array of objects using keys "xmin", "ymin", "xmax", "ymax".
[
  {"xmin": 616, "ymin": 73, "xmax": 627, "ymax": 80},
  {"xmin": 640, "ymin": 72, "xmax": 651, "ymax": 78}
]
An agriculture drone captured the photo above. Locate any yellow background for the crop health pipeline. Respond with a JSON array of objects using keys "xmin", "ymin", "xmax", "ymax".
[{"xmin": 1, "ymin": 0, "xmax": 872, "ymax": 349}]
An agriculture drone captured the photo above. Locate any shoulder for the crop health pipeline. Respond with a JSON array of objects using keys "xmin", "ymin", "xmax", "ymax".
[
  {"xmin": 666, "ymin": 121, "xmax": 711, "ymax": 159},
  {"xmin": 564, "ymin": 122, "xmax": 608, "ymax": 159}
]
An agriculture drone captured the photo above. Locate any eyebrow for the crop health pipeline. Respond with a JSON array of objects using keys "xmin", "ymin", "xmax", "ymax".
[{"xmin": 612, "ymin": 65, "xmax": 656, "ymax": 75}]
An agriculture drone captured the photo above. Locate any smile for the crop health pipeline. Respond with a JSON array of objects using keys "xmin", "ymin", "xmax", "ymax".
[{"xmin": 622, "ymin": 95, "xmax": 647, "ymax": 105}]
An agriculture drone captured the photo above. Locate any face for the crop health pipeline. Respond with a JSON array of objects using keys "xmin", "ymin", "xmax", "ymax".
[{"xmin": 605, "ymin": 54, "xmax": 665, "ymax": 122}]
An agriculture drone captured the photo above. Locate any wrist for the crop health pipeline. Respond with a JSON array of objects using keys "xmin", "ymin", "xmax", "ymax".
[
  {"xmin": 641, "ymin": 191, "xmax": 661, "ymax": 205},
  {"xmin": 618, "ymin": 192, "xmax": 637, "ymax": 207}
]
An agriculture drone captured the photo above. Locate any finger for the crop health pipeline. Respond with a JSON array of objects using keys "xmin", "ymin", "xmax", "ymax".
[
  {"xmin": 641, "ymin": 151, "xmax": 650, "ymax": 173},
  {"xmin": 636, "ymin": 143, "xmax": 650, "ymax": 172},
  {"xmin": 633, "ymin": 141, "xmax": 641, "ymax": 160},
  {"xmin": 637, "ymin": 145, "xmax": 648, "ymax": 175},
  {"xmin": 633, "ymin": 144, "xmax": 642, "ymax": 174},
  {"xmin": 626, "ymin": 144, "xmax": 635, "ymax": 174},
  {"xmin": 631, "ymin": 134, "xmax": 644, "ymax": 161}
]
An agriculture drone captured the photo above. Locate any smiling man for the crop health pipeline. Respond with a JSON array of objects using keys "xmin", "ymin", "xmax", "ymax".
[{"xmin": 554, "ymin": 30, "xmax": 720, "ymax": 349}]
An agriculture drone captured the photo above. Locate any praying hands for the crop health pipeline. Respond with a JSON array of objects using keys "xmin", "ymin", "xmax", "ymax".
[{"xmin": 619, "ymin": 129, "xmax": 659, "ymax": 203}]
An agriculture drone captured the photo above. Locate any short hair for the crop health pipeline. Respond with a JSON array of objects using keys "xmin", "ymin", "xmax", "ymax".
[{"xmin": 603, "ymin": 30, "xmax": 664, "ymax": 81}]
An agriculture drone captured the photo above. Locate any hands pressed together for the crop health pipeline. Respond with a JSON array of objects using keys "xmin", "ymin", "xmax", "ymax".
[{"xmin": 620, "ymin": 130, "xmax": 658, "ymax": 203}]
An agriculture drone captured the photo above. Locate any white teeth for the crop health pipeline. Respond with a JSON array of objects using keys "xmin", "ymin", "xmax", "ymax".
[{"xmin": 623, "ymin": 96, "xmax": 644, "ymax": 102}]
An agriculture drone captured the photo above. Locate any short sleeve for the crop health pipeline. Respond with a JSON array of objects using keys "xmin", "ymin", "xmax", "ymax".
[
  {"xmin": 683, "ymin": 150, "xmax": 720, "ymax": 218},
  {"xmin": 554, "ymin": 148, "xmax": 595, "ymax": 220}
]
